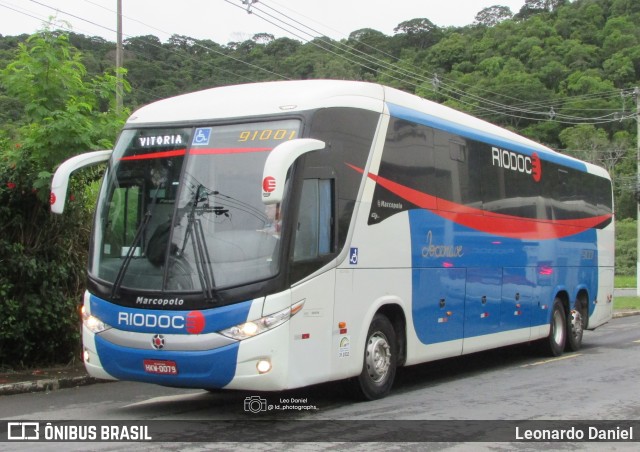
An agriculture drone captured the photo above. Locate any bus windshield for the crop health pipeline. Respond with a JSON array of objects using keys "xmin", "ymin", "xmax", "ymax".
[{"xmin": 90, "ymin": 120, "xmax": 300, "ymax": 297}]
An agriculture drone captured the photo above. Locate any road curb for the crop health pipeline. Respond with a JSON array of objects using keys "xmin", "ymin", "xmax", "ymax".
[
  {"xmin": 0, "ymin": 374, "xmax": 98, "ymax": 396},
  {"xmin": 613, "ymin": 309, "xmax": 640, "ymax": 318}
]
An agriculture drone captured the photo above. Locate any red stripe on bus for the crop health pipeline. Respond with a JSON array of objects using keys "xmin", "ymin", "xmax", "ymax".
[
  {"xmin": 120, "ymin": 149, "xmax": 186, "ymax": 160},
  {"xmin": 120, "ymin": 147, "xmax": 271, "ymax": 161},
  {"xmin": 347, "ymin": 163, "xmax": 612, "ymax": 240}
]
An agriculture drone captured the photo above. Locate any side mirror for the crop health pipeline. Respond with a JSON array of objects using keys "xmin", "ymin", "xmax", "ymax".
[
  {"xmin": 50, "ymin": 150, "xmax": 112, "ymax": 214},
  {"xmin": 261, "ymin": 138, "xmax": 325, "ymax": 204}
]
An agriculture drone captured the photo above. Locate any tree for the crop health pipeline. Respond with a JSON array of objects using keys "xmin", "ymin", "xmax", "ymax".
[
  {"xmin": 602, "ymin": 17, "xmax": 638, "ymax": 56},
  {"xmin": 615, "ymin": 218, "xmax": 636, "ymax": 275},
  {"xmin": 124, "ymin": 35, "xmax": 164, "ymax": 60},
  {"xmin": 558, "ymin": 124, "xmax": 627, "ymax": 175},
  {"xmin": 426, "ymin": 33, "xmax": 471, "ymax": 72},
  {"xmin": 603, "ymin": 52, "xmax": 636, "ymax": 86},
  {"xmin": 252, "ymin": 33, "xmax": 274, "ymax": 44},
  {"xmin": 475, "ymin": 6, "xmax": 513, "ymax": 27},
  {"xmin": 0, "ymin": 26, "xmax": 128, "ymax": 367},
  {"xmin": 393, "ymin": 18, "xmax": 443, "ymax": 49},
  {"xmin": 348, "ymin": 28, "xmax": 396, "ymax": 58},
  {"xmin": 2, "ymin": 30, "xmax": 128, "ymax": 172},
  {"xmin": 610, "ymin": 0, "xmax": 640, "ymax": 16},
  {"xmin": 522, "ymin": 0, "xmax": 566, "ymax": 13},
  {"xmin": 264, "ymin": 37, "xmax": 301, "ymax": 57}
]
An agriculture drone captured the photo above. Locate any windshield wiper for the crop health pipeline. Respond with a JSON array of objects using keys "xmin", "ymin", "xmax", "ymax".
[
  {"xmin": 181, "ymin": 184, "xmax": 217, "ymax": 303},
  {"xmin": 111, "ymin": 209, "xmax": 152, "ymax": 299}
]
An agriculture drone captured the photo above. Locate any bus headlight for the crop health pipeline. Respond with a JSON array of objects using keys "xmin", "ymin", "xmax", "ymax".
[
  {"xmin": 81, "ymin": 306, "xmax": 111, "ymax": 334},
  {"xmin": 219, "ymin": 299, "xmax": 304, "ymax": 341}
]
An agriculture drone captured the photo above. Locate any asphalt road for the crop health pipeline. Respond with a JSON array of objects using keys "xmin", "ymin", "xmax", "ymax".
[{"xmin": 1, "ymin": 315, "xmax": 639, "ymax": 451}]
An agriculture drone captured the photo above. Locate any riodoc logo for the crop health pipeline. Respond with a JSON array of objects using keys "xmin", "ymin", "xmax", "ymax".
[
  {"xmin": 117, "ymin": 311, "xmax": 205, "ymax": 334},
  {"xmin": 491, "ymin": 147, "xmax": 542, "ymax": 182}
]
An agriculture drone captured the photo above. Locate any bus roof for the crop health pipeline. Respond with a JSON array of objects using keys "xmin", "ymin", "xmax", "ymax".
[
  {"xmin": 126, "ymin": 80, "xmax": 609, "ymax": 180},
  {"xmin": 127, "ymin": 80, "xmax": 386, "ymax": 124}
]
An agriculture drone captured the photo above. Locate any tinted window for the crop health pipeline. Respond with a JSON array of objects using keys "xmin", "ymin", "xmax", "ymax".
[
  {"xmin": 306, "ymin": 107, "xmax": 379, "ymax": 245},
  {"xmin": 367, "ymin": 115, "xmax": 612, "ymax": 226},
  {"xmin": 370, "ymin": 118, "xmax": 435, "ymax": 224},
  {"xmin": 541, "ymin": 165, "xmax": 612, "ymax": 220},
  {"xmin": 434, "ymin": 131, "xmax": 482, "ymax": 211}
]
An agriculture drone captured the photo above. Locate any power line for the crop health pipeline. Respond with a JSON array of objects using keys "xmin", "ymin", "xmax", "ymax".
[
  {"xmin": 28, "ymin": 0, "xmax": 114, "ymax": 34},
  {"xmin": 1, "ymin": 0, "xmax": 261, "ymax": 103},
  {"xmin": 266, "ymin": 2, "xmax": 614, "ymax": 122},
  {"xmin": 6, "ymin": 0, "xmax": 638, "ymax": 128},
  {"xmin": 0, "ymin": 1, "xmax": 47, "ymax": 25},
  {"xmin": 242, "ymin": 1, "xmax": 633, "ymax": 126},
  {"xmin": 80, "ymin": 0, "xmax": 288, "ymax": 81},
  {"xmin": 26, "ymin": 0, "xmax": 287, "ymax": 87}
]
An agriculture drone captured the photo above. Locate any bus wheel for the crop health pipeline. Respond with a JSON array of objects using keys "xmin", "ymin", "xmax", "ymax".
[
  {"xmin": 566, "ymin": 301, "xmax": 584, "ymax": 352},
  {"xmin": 543, "ymin": 299, "xmax": 567, "ymax": 356},
  {"xmin": 352, "ymin": 314, "xmax": 397, "ymax": 400}
]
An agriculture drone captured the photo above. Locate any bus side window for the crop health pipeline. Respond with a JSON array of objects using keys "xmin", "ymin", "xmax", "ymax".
[{"xmin": 293, "ymin": 178, "xmax": 334, "ymax": 262}]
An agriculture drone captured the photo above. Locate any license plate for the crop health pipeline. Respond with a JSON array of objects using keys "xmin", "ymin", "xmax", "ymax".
[{"xmin": 143, "ymin": 359, "xmax": 178, "ymax": 375}]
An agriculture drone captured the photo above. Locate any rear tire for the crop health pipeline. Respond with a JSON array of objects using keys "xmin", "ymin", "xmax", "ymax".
[
  {"xmin": 565, "ymin": 300, "xmax": 585, "ymax": 352},
  {"xmin": 542, "ymin": 299, "xmax": 566, "ymax": 356},
  {"xmin": 351, "ymin": 314, "xmax": 397, "ymax": 401}
]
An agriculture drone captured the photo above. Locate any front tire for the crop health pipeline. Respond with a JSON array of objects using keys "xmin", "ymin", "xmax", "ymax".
[{"xmin": 351, "ymin": 314, "xmax": 397, "ymax": 401}]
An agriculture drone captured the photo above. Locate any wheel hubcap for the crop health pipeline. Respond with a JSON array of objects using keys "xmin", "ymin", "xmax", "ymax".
[
  {"xmin": 366, "ymin": 332, "xmax": 391, "ymax": 383},
  {"xmin": 570, "ymin": 309, "xmax": 583, "ymax": 340},
  {"xmin": 552, "ymin": 309, "xmax": 565, "ymax": 345}
]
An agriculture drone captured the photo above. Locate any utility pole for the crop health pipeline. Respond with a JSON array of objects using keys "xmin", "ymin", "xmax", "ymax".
[
  {"xmin": 635, "ymin": 86, "xmax": 640, "ymax": 296},
  {"xmin": 116, "ymin": 0, "xmax": 123, "ymax": 114}
]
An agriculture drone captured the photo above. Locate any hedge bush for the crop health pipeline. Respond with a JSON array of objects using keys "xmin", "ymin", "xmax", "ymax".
[
  {"xmin": 616, "ymin": 218, "xmax": 636, "ymax": 276},
  {"xmin": 0, "ymin": 26, "xmax": 127, "ymax": 368}
]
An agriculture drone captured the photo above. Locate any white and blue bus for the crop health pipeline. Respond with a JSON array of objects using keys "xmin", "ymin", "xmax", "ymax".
[{"xmin": 51, "ymin": 80, "xmax": 614, "ymax": 400}]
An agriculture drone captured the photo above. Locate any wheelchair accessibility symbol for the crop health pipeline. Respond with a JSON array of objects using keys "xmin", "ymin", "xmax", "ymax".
[
  {"xmin": 349, "ymin": 247, "xmax": 358, "ymax": 265},
  {"xmin": 192, "ymin": 128, "xmax": 211, "ymax": 145}
]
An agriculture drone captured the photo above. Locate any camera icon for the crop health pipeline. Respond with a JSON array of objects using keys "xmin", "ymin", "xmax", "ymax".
[{"xmin": 244, "ymin": 395, "xmax": 268, "ymax": 413}]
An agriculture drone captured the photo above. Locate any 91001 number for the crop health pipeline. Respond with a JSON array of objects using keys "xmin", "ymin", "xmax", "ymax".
[{"xmin": 238, "ymin": 129, "xmax": 297, "ymax": 142}]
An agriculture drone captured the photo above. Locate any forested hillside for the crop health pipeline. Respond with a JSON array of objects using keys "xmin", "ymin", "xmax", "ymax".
[{"xmin": 0, "ymin": 0, "xmax": 638, "ymax": 367}]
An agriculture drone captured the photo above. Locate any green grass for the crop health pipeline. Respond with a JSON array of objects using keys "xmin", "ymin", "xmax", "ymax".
[
  {"xmin": 614, "ymin": 296, "xmax": 640, "ymax": 310},
  {"xmin": 613, "ymin": 275, "xmax": 639, "ymax": 310},
  {"xmin": 615, "ymin": 275, "xmax": 636, "ymax": 288}
]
